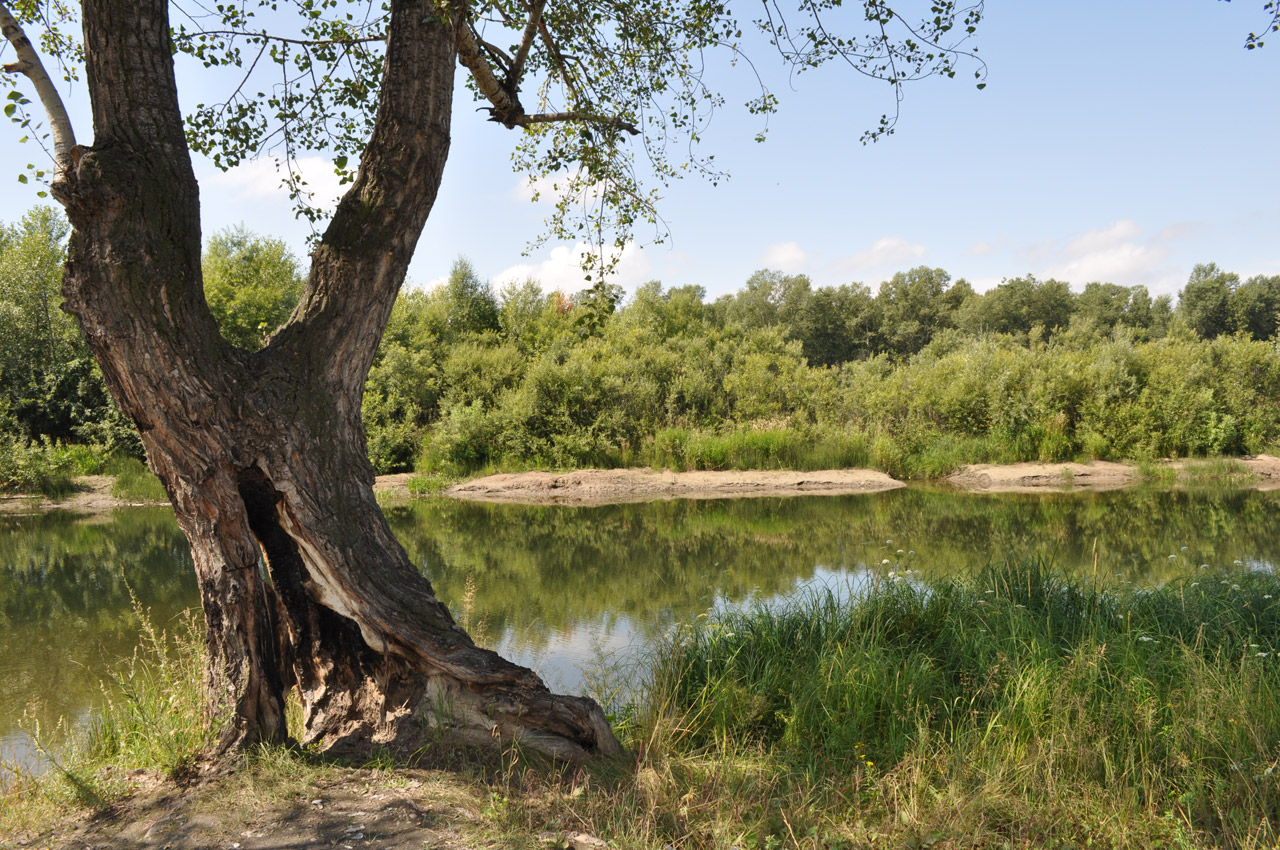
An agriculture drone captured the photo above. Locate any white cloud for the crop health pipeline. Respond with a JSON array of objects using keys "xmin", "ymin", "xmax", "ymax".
[
  {"xmin": 1046, "ymin": 242, "xmax": 1171, "ymax": 288},
  {"xmin": 1153, "ymin": 221, "xmax": 1208, "ymax": 243},
  {"xmin": 828, "ymin": 236, "xmax": 926, "ymax": 277},
  {"xmin": 1063, "ymin": 219, "xmax": 1143, "ymax": 257},
  {"xmin": 967, "ymin": 241, "xmax": 997, "ymax": 257},
  {"xmin": 202, "ymin": 155, "xmax": 347, "ymax": 209},
  {"xmin": 494, "ymin": 241, "xmax": 652, "ymax": 295},
  {"xmin": 758, "ymin": 241, "xmax": 808, "ymax": 273},
  {"xmin": 1023, "ymin": 219, "xmax": 1178, "ymax": 289}
]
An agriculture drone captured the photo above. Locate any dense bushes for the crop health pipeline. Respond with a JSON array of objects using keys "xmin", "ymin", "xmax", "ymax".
[
  {"xmin": 412, "ymin": 305, "xmax": 1280, "ymax": 477},
  {"xmin": 5, "ymin": 206, "xmax": 1280, "ymax": 483}
]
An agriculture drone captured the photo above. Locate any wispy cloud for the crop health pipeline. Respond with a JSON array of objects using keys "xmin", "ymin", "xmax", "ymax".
[
  {"xmin": 494, "ymin": 241, "xmax": 652, "ymax": 294},
  {"xmin": 827, "ymin": 236, "xmax": 926, "ymax": 278},
  {"xmin": 1018, "ymin": 219, "xmax": 1186, "ymax": 291},
  {"xmin": 758, "ymin": 241, "xmax": 808, "ymax": 273}
]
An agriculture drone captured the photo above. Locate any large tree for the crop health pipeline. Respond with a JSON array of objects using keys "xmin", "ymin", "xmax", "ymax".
[{"xmin": 0, "ymin": 0, "xmax": 993, "ymax": 760}]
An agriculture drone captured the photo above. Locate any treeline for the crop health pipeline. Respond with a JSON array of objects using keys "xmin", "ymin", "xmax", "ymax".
[
  {"xmin": 3, "ymin": 206, "xmax": 1280, "ymax": 485},
  {"xmin": 365, "ymin": 262, "xmax": 1280, "ymax": 477}
]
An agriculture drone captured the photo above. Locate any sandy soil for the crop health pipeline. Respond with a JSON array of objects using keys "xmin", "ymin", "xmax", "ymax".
[
  {"xmin": 15, "ymin": 764, "xmax": 613, "ymax": 850},
  {"xmin": 0, "ymin": 475, "xmax": 169, "ymax": 515},
  {"xmin": 442, "ymin": 467, "xmax": 905, "ymax": 506},
  {"xmin": 946, "ymin": 455, "xmax": 1280, "ymax": 493}
]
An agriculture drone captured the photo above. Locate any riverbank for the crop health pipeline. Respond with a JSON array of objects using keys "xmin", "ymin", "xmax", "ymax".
[
  {"xmin": 7, "ymin": 455, "xmax": 1280, "ymax": 514},
  {"xmin": 438, "ymin": 455, "xmax": 1280, "ymax": 505}
]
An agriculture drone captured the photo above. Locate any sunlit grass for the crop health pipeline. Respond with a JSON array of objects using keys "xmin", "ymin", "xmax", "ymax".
[
  {"xmin": 105, "ymin": 456, "xmax": 168, "ymax": 502},
  {"xmin": 7, "ymin": 559, "xmax": 1280, "ymax": 849}
]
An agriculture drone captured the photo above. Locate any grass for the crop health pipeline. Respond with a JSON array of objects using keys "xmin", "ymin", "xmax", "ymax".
[
  {"xmin": 105, "ymin": 456, "xmax": 168, "ymax": 502},
  {"xmin": 6, "ymin": 560, "xmax": 1280, "ymax": 849},
  {"xmin": 0, "ymin": 599, "xmax": 218, "ymax": 837},
  {"xmin": 599, "ymin": 560, "xmax": 1280, "ymax": 848}
]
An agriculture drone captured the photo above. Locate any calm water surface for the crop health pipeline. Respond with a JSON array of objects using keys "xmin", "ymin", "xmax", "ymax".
[{"xmin": 3, "ymin": 486, "xmax": 1279, "ymax": 762}]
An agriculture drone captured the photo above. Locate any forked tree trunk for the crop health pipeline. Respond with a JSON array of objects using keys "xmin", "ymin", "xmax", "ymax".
[{"xmin": 50, "ymin": 0, "xmax": 619, "ymax": 760}]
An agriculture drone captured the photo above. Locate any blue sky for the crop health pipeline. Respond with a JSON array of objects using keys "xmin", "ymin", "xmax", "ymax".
[{"xmin": 3, "ymin": 1, "xmax": 1277, "ymax": 300}]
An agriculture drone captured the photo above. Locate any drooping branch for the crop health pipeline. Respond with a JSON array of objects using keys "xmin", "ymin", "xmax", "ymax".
[
  {"xmin": 172, "ymin": 29, "xmax": 386, "ymax": 49},
  {"xmin": 0, "ymin": 0, "xmax": 77, "ymax": 176}
]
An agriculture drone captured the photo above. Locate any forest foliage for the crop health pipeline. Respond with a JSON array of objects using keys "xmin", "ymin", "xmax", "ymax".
[{"xmin": 3, "ymin": 206, "xmax": 1280, "ymax": 486}]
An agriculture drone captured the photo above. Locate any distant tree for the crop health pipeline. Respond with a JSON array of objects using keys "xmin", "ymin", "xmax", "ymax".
[
  {"xmin": 721, "ymin": 270, "xmax": 813, "ymax": 333},
  {"xmin": 1178, "ymin": 263, "xmax": 1238, "ymax": 339},
  {"xmin": 874, "ymin": 266, "xmax": 964, "ymax": 357},
  {"xmin": 623, "ymin": 281, "xmax": 709, "ymax": 340},
  {"xmin": 442, "ymin": 258, "xmax": 500, "ymax": 340},
  {"xmin": 202, "ymin": 226, "xmax": 306, "ymax": 351},
  {"xmin": 1073, "ymin": 282, "xmax": 1159, "ymax": 338},
  {"xmin": 958, "ymin": 275, "xmax": 1074, "ymax": 338},
  {"xmin": 0, "ymin": 206, "xmax": 117, "ymax": 442},
  {"xmin": 1230, "ymin": 274, "xmax": 1280, "ymax": 340},
  {"xmin": 794, "ymin": 283, "xmax": 878, "ymax": 367},
  {"xmin": 498, "ymin": 279, "xmax": 551, "ymax": 351}
]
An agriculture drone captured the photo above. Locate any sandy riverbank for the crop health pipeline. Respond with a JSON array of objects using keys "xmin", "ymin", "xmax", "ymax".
[
  {"xmin": 441, "ymin": 467, "xmax": 905, "ymax": 506},
  {"xmin": 439, "ymin": 456, "xmax": 1280, "ymax": 504},
  {"xmin": 7, "ymin": 456, "xmax": 1280, "ymax": 514}
]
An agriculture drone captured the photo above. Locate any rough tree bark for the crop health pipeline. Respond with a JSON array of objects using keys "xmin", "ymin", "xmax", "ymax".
[{"xmin": 47, "ymin": 0, "xmax": 620, "ymax": 760}]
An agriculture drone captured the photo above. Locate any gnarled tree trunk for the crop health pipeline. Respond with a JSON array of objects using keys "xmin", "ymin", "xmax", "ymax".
[{"xmin": 51, "ymin": 0, "xmax": 619, "ymax": 761}]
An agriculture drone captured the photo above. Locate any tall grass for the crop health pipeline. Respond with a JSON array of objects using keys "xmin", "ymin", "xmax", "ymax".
[
  {"xmin": 0, "ymin": 602, "xmax": 218, "ymax": 835},
  {"xmin": 105, "ymin": 456, "xmax": 168, "ymax": 502},
  {"xmin": 622, "ymin": 560, "xmax": 1280, "ymax": 848}
]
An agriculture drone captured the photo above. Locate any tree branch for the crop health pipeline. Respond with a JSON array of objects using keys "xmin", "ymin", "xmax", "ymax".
[
  {"xmin": 454, "ymin": 2, "xmax": 635, "ymax": 136},
  {"xmin": 454, "ymin": 11, "xmax": 521, "ymax": 126},
  {"xmin": 275, "ymin": 0, "xmax": 457, "ymax": 398},
  {"xmin": 507, "ymin": 0, "xmax": 546, "ymax": 88},
  {"xmin": 0, "ymin": 0, "xmax": 77, "ymax": 176},
  {"xmin": 172, "ymin": 29, "xmax": 386, "ymax": 48},
  {"xmin": 514, "ymin": 110, "xmax": 640, "ymax": 135}
]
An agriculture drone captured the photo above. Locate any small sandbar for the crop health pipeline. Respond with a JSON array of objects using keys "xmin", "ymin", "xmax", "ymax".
[
  {"xmin": 443, "ymin": 468, "xmax": 905, "ymax": 506},
  {"xmin": 947, "ymin": 455, "xmax": 1280, "ymax": 493}
]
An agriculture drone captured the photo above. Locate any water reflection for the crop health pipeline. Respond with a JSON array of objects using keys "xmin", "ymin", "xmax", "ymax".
[
  {"xmin": 2, "ymin": 486, "xmax": 1278, "ymax": 755},
  {"xmin": 0, "ymin": 507, "xmax": 195, "ymax": 767}
]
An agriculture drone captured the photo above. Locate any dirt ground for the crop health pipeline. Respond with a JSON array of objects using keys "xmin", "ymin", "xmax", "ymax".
[
  {"xmin": 7, "ymin": 761, "xmax": 619, "ymax": 850},
  {"xmin": 7, "ymin": 766, "xmax": 499, "ymax": 850}
]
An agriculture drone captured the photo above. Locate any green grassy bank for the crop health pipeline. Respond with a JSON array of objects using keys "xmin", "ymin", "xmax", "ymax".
[{"xmin": 5, "ymin": 560, "xmax": 1279, "ymax": 848}]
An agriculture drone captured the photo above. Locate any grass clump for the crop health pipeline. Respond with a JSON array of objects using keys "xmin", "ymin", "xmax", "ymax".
[
  {"xmin": 105, "ymin": 456, "xmax": 168, "ymax": 502},
  {"xmin": 0, "ymin": 602, "xmax": 219, "ymax": 835}
]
